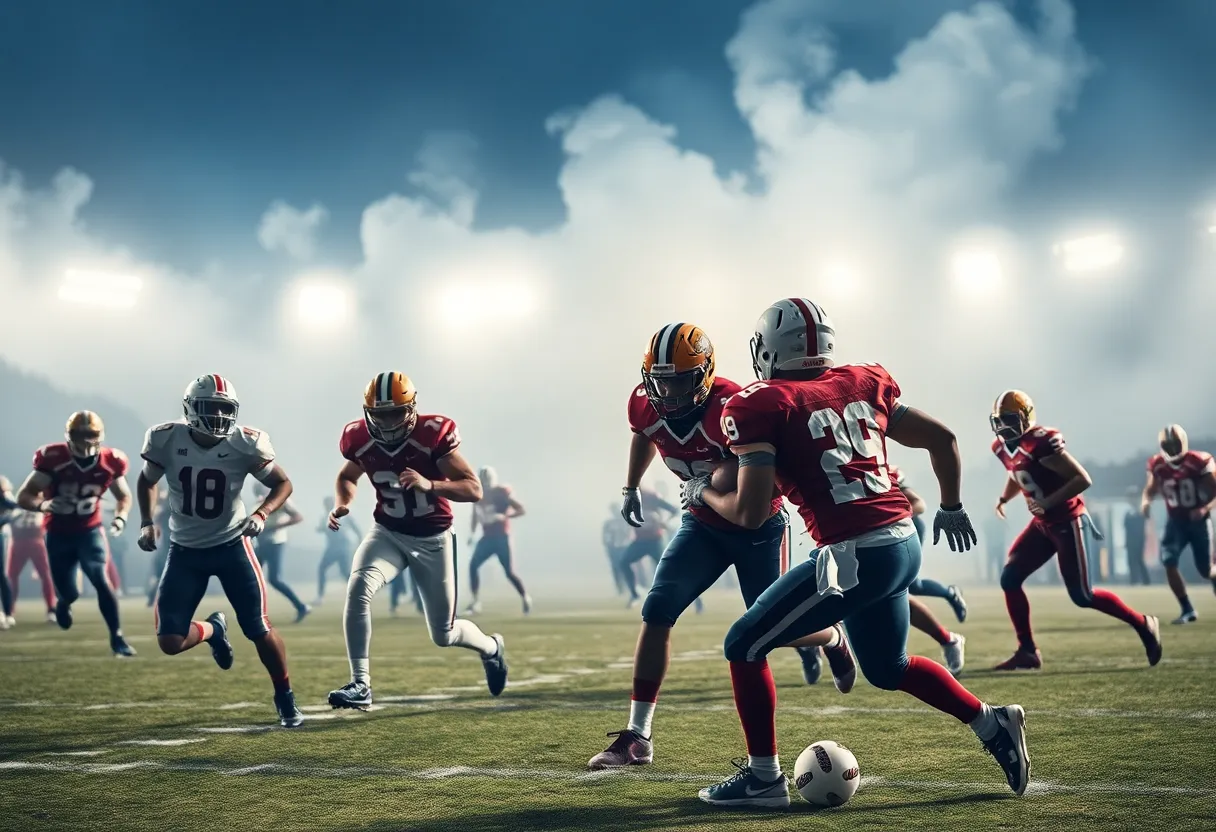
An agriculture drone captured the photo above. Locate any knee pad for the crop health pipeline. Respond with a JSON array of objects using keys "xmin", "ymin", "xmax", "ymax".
[
  {"xmin": 1066, "ymin": 586, "xmax": 1093, "ymax": 608},
  {"xmin": 999, "ymin": 565, "xmax": 1024, "ymax": 594},
  {"xmin": 859, "ymin": 654, "xmax": 909, "ymax": 691},
  {"xmin": 428, "ymin": 624, "xmax": 457, "ymax": 648}
]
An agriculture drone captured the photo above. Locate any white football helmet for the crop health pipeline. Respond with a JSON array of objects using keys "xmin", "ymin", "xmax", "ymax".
[
  {"xmin": 750, "ymin": 298, "xmax": 836, "ymax": 380},
  {"xmin": 183, "ymin": 374, "xmax": 239, "ymax": 437},
  {"xmin": 479, "ymin": 466, "xmax": 498, "ymax": 489},
  {"xmin": 1160, "ymin": 424, "xmax": 1188, "ymax": 461}
]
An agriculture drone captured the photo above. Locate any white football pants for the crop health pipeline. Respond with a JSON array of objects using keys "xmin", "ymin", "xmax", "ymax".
[{"xmin": 343, "ymin": 523, "xmax": 497, "ymax": 682}]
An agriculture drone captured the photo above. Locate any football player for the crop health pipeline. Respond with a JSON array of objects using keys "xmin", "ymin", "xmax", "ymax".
[
  {"xmin": 991, "ymin": 391, "xmax": 1161, "ymax": 669},
  {"xmin": 690, "ymin": 298, "xmax": 1028, "ymax": 806},
  {"xmin": 892, "ymin": 466, "xmax": 968, "ymax": 623},
  {"xmin": 136, "ymin": 375, "xmax": 303, "ymax": 728},
  {"xmin": 15, "ymin": 411, "xmax": 135, "ymax": 655},
  {"xmin": 617, "ymin": 485, "xmax": 677, "ymax": 607},
  {"xmin": 326, "ymin": 372, "xmax": 507, "ymax": 710},
  {"xmin": 314, "ymin": 496, "xmax": 358, "ymax": 606},
  {"xmin": 587, "ymin": 323, "xmax": 856, "ymax": 771},
  {"xmin": 1141, "ymin": 424, "xmax": 1216, "ymax": 623},
  {"xmin": 6, "ymin": 507, "xmax": 57, "ymax": 621},
  {"xmin": 602, "ymin": 502, "xmax": 634, "ymax": 596},
  {"xmin": 465, "ymin": 466, "xmax": 531, "ymax": 615},
  {"xmin": 251, "ymin": 483, "xmax": 310, "ymax": 622}
]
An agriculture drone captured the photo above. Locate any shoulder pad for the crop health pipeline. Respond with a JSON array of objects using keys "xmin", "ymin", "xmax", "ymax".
[{"xmin": 33, "ymin": 443, "xmax": 70, "ymax": 471}]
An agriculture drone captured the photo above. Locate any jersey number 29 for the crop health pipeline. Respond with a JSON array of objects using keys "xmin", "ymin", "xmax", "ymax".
[{"xmin": 809, "ymin": 401, "xmax": 892, "ymax": 505}]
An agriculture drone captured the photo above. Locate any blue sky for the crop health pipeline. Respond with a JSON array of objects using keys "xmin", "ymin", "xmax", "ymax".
[{"xmin": 2, "ymin": 0, "xmax": 1213, "ymax": 275}]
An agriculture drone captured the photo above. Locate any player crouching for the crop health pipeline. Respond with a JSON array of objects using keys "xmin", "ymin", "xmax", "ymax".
[
  {"xmin": 137, "ymin": 375, "xmax": 304, "ymax": 728},
  {"xmin": 327, "ymin": 372, "xmax": 507, "ymax": 711}
]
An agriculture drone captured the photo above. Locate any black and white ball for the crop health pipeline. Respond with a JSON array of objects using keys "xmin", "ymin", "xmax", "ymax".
[{"xmin": 793, "ymin": 740, "xmax": 861, "ymax": 807}]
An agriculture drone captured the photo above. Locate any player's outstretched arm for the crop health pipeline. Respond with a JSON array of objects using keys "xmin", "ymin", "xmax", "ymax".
[
  {"xmin": 15, "ymin": 470, "xmax": 52, "ymax": 512},
  {"xmin": 699, "ymin": 444, "xmax": 777, "ymax": 530},
  {"xmin": 886, "ymin": 406, "xmax": 976, "ymax": 551},
  {"xmin": 1139, "ymin": 471, "xmax": 1158, "ymax": 517},
  {"xmin": 1035, "ymin": 451, "xmax": 1092, "ymax": 514},
  {"xmin": 429, "ymin": 449, "xmax": 483, "ymax": 503}
]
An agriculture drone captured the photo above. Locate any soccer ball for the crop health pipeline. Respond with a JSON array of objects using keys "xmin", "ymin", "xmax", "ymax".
[{"xmin": 792, "ymin": 740, "xmax": 861, "ymax": 807}]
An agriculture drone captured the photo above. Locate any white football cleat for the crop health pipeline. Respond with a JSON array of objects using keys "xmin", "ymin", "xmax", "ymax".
[{"xmin": 943, "ymin": 633, "xmax": 966, "ymax": 676}]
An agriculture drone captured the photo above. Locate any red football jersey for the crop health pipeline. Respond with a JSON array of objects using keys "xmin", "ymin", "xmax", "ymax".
[
  {"xmin": 888, "ymin": 465, "xmax": 908, "ymax": 489},
  {"xmin": 1147, "ymin": 450, "xmax": 1215, "ymax": 520},
  {"xmin": 477, "ymin": 485, "xmax": 514, "ymax": 535},
  {"xmin": 340, "ymin": 416, "xmax": 460, "ymax": 537},
  {"xmin": 10, "ymin": 509, "xmax": 46, "ymax": 542},
  {"xmin": 32, "ymin": 443, "xmax": 128, "ymax": 533},
  {"xmin": 991, "ymin": 426, "xmax": 1085, "ymax": 523},
  {"xmin": 629, "ymin": 377, "xmax": 782, "ymax": 531},
  {"xmin": 720, "ymin": 364, "xmax": 911, "ymax": 545}
]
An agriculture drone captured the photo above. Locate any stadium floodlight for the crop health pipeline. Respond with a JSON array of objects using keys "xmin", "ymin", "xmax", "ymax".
[
  {"xmin": 821, "ymin": 260, "xmax": 860, "ymax": 299},
  {"xmin": 1052, "ymin": 233, "xmax": 1124, "ymax": 273},
  {"xmin": 951, "ymin": 249, "xmax": 1003, "ymax": 295},
  {"xmin": 58, "ymin": 268, "xmax": 142, "ymax": 309},
  {"xmin": 295, "ymin": 280, "xmax": 352, "ymax": 329}
]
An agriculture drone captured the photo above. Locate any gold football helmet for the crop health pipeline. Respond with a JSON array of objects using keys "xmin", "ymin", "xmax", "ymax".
[
  {"xmin": 990, "ymin": 390, "xmax": 1035, "ymax": 442},
  {"xmin": 65, "ymin": 411, "xmax": 104, "ymax": 457},
  {"xmin": 642, "ymin": 323, "xmax": 716, "ymax": 419},
  {"xmin": 363, "ymin": 372, "xmax": 418, "ymax": 445}
]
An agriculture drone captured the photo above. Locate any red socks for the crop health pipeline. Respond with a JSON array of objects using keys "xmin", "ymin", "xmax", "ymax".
[
  {"xmin": 897, "ymin": 656, "xmax": 982, "ymax": 723},
  {"xmin": 631, "ymin": 677, "xmax": 661, "ymax": 704},
  {"xmin": 729, "ymin": 660, "xmax": 777, "ymax": 756}
]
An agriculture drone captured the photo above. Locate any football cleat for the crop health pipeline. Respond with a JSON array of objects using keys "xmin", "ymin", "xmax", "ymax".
[
  {"xmin": 46, "ymin": 611, "xmax": 58, "ymax": 624},
  {"xmin": 522, "ymin": 595, "xmax": 533, "ymax": 616},
  {"xmin": 943, "ymin": 633, "xmax": 966, "ymax": 677},
  {"xmin": 797, "ymin": 646, "xmax": 822, "ymax": 685},
  {"xmin": 1139, "ymin": 615, "xmax": 1162, "ymax": 666},
  {"xmin": 328, "ymin": 682, "xmax": 373, "ymax": 711},
  {"xmin": 947, "ymin": 586, "xmax": 968, "ymax": 623},
  {"xmin": 110, "ymin": 635, "xmax": 137, "ymax": 658},
  {"xmin": 275, "ymin": 689, "xmax": 304, "ymax": 728},
  {"xmin": 823, "ymin": 624, "xmax": 856, "ymax": 694},
  {"xmin": 994, "ymin": 647, "xmax": 1042, "ymax": 671},
  {"xmin": 0, "ymin": 616, "xmax": 9, "ymax": 631},
  {"xmin": 294, "ymin": 604, "xmax": 312, "ymax": 624},
  {"xmin": 464, "ymin": 600, "xmax": 483, "ymax": 615},
  {"xmin": 205, "ymin": 611, "xmax": 234, "ymax": 670},
  {"xmin": 1172, "ymin": 610, "xmax": 1198, "ymax": 625},
  {"xmin": 697, "ymin": 759, "xmax": 790, "ymax": 808},
  {"xmin": 482, "ymin": 634, "xmax": 508, "ymax": 697},
  {"xmin": 587, "ymin": 730, "xmax": 654, "ymax": 769},
  {"xmin": 54, "ymin": 600, "xmax": 72, "ymax": 631},
  {"xmin": 980, "ymin": 705, "xmax": 1030, "ymax": 796}
]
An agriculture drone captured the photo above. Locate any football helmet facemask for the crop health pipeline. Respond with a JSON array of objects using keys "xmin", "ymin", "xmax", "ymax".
[
  {"xmin": 1159, "ymin": 424, "xmax": 1188, "ymax": 461},
  {"xmin": 363, "ymin": 371, "xmax": 418, "ymax": 446},
  {"xmin": 65, "ymin": 411, "xmax": 105, "ymax": 458},
  {"xmin": 990, "ymin": 390, "xmax": 1035, "ymax": 442},
  {"xmin": 183, "ymin": 375, "xmax": 239, "ymax": 438},
  {"xmin": 642, "ymin": 323, "xmax": 716, "ymax": 420}
]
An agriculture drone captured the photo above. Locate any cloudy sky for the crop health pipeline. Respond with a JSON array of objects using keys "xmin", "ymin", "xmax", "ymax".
[{"xmin": 2, "ymin": 0, "xmax": 1214, "ymax": 581}]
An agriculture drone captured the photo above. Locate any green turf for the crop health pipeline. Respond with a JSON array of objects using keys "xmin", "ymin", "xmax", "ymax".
[{"xmin": 2, "ymin": 586, "xmax": 1214, "ymax": 831}]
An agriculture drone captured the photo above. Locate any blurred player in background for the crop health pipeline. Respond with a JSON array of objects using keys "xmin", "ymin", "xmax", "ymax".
[
  {"xmin": 617, "ymin": 484, "xmax": 677, "ymax": 608},
  {"xmin": 588, "ymin": 323, "xmax": 853, "ymax": 771},
  {"xmin": 252, "ymin": 482, "xmax": 309, "ymax": 622},
  {"xmin": 692, "ymin": 298, "xmax": 1027, "ymax": 806},
  {"xmin": 327, "ymin": 372, "xmax": 507, "ymax": 711},
  {"xmin": 1141, "ymin": 424, "xmax": 1216, "ymax": 623},
  {"xmin": 1123, "ymin": 487, "xmax": 1151, "ymax": 586},
  {"xmin": 15, "ymin": 411, "xmax": 135, "ymax": 655},
  {"xmin": 145, "ymin": 486, "xmax": 171, "ymax": 606},
  {"xmin": 315, "ymin": 495, "xmax": 357, "ymax": 606},
  {"xmin": 137, "ymin": 374, "xmax": 303, "ymax": 727},
  {"xmin": 891, "ymin": 465, "xmax": 968, "ymax": 622},
  {"xmin": 602, "ymin": 501, "xmax": 633, "ymax": 595},
  {"xmin": 465, "ymin": 466, "xmax": 531, "ymax": 615},
  {"xmin": 7, "ymin": 507, "xmax": 56, "ymax": 622},
  {"xmin": 0, "ymin": 475, "xmax": 15, "ymax": 628},
  {"xmin": 991, "ymin": 390, "xmax": 1160, "ymax": 670}
]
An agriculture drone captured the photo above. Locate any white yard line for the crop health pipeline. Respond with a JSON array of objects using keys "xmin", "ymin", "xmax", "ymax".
[{"xmin": 0, "ymin": 759, "xmax": 1210, "ymax": 798}]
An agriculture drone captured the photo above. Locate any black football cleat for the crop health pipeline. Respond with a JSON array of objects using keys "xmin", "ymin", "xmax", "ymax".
[
  {"xmin": 54, "ymin": 600, "xmax": 73, "ymax": 631},
  {"xmin": 797, "ymin": 646, "xmax": 822, "ymax": 685},
  {"xmin": 110, "ymin": 634, "xmax": 137, "ymax": 658},
  {"xmin": 275, "ymin": 689, "xmax": 304, "ymax": 728},
  {"xmin": 482, "ymin": 634, "xmax": 508, "ymax": 697},
  {"xmin": 328, "ymin": 681, "xmax": 373, "ymax": 710},
  {"xmin": 205, "ymin": 611, "xmax": 234, "ymax": 670},
  {"xmin": 981, "ymin": 705, "xmax": 1030, "ymax": 796}
]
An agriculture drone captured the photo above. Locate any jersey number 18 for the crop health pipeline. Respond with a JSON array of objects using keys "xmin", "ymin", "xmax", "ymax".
[{"xmin": 178, "ymin": 467, "xmax": 227, "ymax": 520}]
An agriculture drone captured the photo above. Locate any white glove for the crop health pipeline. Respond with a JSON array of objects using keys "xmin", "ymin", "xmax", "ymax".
[
  {"xmin": 933, "ymin": 505, "xmax": 978, "ymax": 552},
  {"xmin": 621, "ymin": 487, "xmax": 644, "ymax": 528},
  {"xmin": 109, "ymin": 516, "xmax": 127, "ymax": 538},
  {"xmin": 243, "ymin": 511, "xmax": 267, "ymax": 537},
  {"xmin": 680, "ymin": 475, "xmax": 712, "ymax": 510}
]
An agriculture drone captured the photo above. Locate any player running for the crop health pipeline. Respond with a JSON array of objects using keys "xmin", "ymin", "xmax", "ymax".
[
  {"xmin": 314, "ymin": 496, "xmax": 357, "ymax": 606},
  {"xmin": 15, "ymin": 411, "xmax": 135, "ymax": 655},
  {"xmin": 327, "ymin": 372, "xmax": 507, "ymax": 710},
  {"xmin": 135, "ymin": 374, "xmax": 304, "ymax": 728},
  {"xmin": 690, "ymin": 298, "xmax": 1029, "ymax": 806},
  {"xmin": 991, "ymin": 390, "xmax": 1161, "ymax": 670},
  {"xmin": 1141, "ymin": 424, "xmax": 1216, "ymax": 624},
  {"xmin": 617, "ymin": 485, "xmax": 677, "ymax": 607},
  {"xmin": 465, "ymin": 466, "xmax": 532, "ymax": 615},
  {"xmin": 587, "ymin": 323, "xmax": 856, "ymax": 771},
  {"xmin": 6, "ymin": 507, "xmax": 56, "ymax": 622},
  {"xmin": 892, "ymin": 466, "xmax": 968, "ymax": 622}
]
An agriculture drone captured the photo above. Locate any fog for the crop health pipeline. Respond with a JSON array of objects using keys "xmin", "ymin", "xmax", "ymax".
[{"xmin": 2, "ymin": 0, "xmax": 1214, "ymax": 591}]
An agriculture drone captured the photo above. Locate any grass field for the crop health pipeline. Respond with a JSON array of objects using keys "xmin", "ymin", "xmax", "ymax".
[{"xmin": 2, "ymin": 585, "xmax": 1215, "ymax": 832}]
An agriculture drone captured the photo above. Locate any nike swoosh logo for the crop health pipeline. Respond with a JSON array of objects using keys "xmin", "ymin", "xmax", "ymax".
[
  {"xmin": 744, "ymin": 783, "xmax": 779, "ymax": 796},
  {"xmin": 217, "ymin": 453, "xmax": 230, "ymax": 457}
]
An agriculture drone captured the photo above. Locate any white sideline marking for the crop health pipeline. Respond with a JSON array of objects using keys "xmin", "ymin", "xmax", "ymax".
[
  {"xmin": 376, "ymin": 694, "xmax": 455, "ymax": 703},
  {"xmin": 196, "ymin": 726, "xmax": 274, "ymax": 734},
  {"xmin": 119, "ymin": 739, "xmax": 207, "ymax": 747},
  {"xmin": 219, "ymin": 702, "xmax": 261, "ymax": 710},
  {"xmin": 0, "ymin": 759, "xmax": 1211, "ymax": 798},
  {"xmin": 44, "ymin": 750, "xmax": 111, "ymax": 757}
]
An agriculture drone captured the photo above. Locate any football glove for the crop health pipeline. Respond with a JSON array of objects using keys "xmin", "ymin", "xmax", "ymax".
[
  {"xmin": 680, "ymin": 474, "xmax": 712, "ymax": 510},
  {"xmin": 933, "ymin": 504, "xmax": 977, "ymax": 552},
  {"xmin": 243, "ymin": 510, "xmax": 267, "ymax": 537},
  {"xmin": 137, "ymin": 524, "xmax": 157, "ymax": 552},
  {"xmin": 621, "ymin": 487, "xmax": 644, "ymax": 528},
  {"xmin": 109, "ymin": 515, "xmax": 126, "ymax": 537}
]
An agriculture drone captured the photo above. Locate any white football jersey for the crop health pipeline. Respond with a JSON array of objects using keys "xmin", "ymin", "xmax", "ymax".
[{"xmin": 142, "ymin": 421, "xmax": 276, "ymax": 548}]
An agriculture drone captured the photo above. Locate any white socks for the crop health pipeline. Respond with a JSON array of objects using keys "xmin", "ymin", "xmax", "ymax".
[
  {"xmin": 351, "ymin": 659, "xmax": 370, "ymax": 686},
  {"xmin": 748, "ymin": 754, "xmax": 782, "ymax": 781},
  {"xmin": 970, "ymin": 703, "xmax": 998, "ymax": 741},
  {"xmin": 628, "ymin": 700, "xmax": 655, "ymax": 738}
]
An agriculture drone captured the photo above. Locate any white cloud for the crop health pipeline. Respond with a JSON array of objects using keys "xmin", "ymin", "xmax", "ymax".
[
  {"xmin": 4, "ymin": 0, "xmax": 1207, "ymax": 584},
  {"xmin": 257, "ymin": 200, "xmax": 328, "ymax": 260}
]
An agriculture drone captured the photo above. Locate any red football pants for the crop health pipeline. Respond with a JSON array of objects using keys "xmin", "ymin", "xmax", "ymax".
[{"xmin": 8, "ymin": 539, "xmax": 56, "ymax": 610}]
